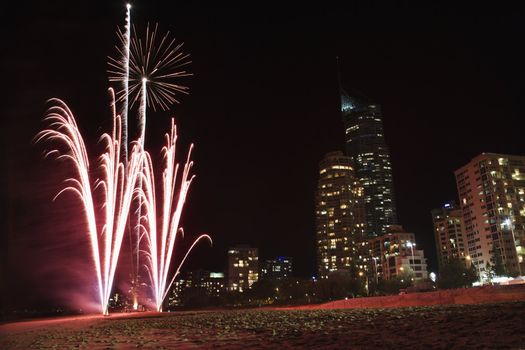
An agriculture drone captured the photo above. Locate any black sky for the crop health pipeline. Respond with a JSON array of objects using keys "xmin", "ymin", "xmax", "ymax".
[{"xmin": 3, "ymin": 1, "xmax": 525, "ymax": 307}]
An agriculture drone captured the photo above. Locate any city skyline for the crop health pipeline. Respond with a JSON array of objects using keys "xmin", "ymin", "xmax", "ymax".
[{"xmin": 4, "ymin": 2, "xmax": 525, "ymax": 309}]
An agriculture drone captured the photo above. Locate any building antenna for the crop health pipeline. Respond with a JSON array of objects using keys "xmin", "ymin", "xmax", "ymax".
[
  {"xmin": 336, "ymin": 57, "xmax": 373, "ymax": 104},
  {"xmin": 336, "ymin": 56, "xmax": 345, "ymax": 110},
  {"xmin": 336, "ymin": 56, "xmax": 342, "ymax": 92}
]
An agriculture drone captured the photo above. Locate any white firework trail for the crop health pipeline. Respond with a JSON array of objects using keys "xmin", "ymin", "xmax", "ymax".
[
  {"xmin": 137, "ymin": 119, "xmax": 211, "ymax": 311},
  {"xmin": 122, "ymin": 3, "xmax": 131, "ymax": 165},
  {"xmin": 36, "ymin": 90, "xmax": 143, "ymax": 315}
]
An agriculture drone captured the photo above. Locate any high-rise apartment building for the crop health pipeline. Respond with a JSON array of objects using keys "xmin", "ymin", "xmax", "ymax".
[
  {"xmin": 227, "ymin": 245, "xmax": 259, "ymax": 292},
  {"xmin": 260, "ymin": 256, "xmax": 293, "ymax": 281},
  {"xmin": 340, "ymin": 90, "xmax": 397, "ymax": 237},
  {"xmin": 455, "ymin": 153, "xmax": 525, "ymax": 278},
  {"xmin": 316, "ymin": 151, "xmax": 366, "ymax": 278},
  {"xmin": 368, "ymin": 225, "xmax": 428, "ymax": 281},
  {"xmin": 431, "ymin": 201, "xmax": 468, "ymax": 267}
]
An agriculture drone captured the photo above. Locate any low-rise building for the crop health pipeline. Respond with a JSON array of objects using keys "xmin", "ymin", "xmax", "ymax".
[
  {"xmin": 168, "ymin": 270, "xmax": 226, "ymax": 307},
  {"xmin": 260, "ymin": 256, "xmax": 293, "ymax": 280},
  {"xmin": 431, "ymin": 201, "xmax": 468, "ymax": 267},
  {"xmin": 368, "ymin": 225, "xmax": 428, "ymax": 281}
]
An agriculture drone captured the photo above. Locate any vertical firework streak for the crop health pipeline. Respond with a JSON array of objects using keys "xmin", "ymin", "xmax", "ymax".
[
  {"xmin": 133, "ymin": 78, "xmax": 147, "ymax": 284},
  {"xmin": 138, "ymin": 120, "xmax": 211, "ymax": 311},
  {"xmin": 122, "ymin": 3, "xmax": 131, "ymax": 165},
  {"xmin": 121, "ymin": 5, "xmax": 138, "ymax": 300},
  {"xmin": 36, "ymin": 90, "xmax": 143, "ymax": 315},
  {"xmin": 110, "ymin": 4, "xmax": 139, "ymax": 308}
]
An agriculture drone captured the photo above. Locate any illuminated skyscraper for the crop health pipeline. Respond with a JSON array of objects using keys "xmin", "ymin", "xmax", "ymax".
[
  {"xmin": 316, "ymin": 151, "xmax": 366, "ymax": 278},
  {"xmin": 455, "ymin": 153, "xmax": 525, "ymax": 278},
  {"xmin": 340, "ymin": 90, "xmax": 397, "ymax": 237}
]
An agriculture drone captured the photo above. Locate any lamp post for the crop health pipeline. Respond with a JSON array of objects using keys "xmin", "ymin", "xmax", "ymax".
[
  {"xmin": 505, "ymin": 218, "xmax": 522, "ymax": 276},
  {"xmin": 372, "ymin": 257, "xmax": 379, "ymax": 284}
]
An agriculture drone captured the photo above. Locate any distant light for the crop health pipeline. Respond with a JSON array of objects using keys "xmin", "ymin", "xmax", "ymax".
[
  {"xmin": 444, "ymin": 203, "xmax": 451, "ymax": 208},
  {"xmin": 430, "ymin": 272, "xmax": 436, "ymax": 282},
  {"xmin": 492, "ymin": 276, "xmax": 512, "ymax": 284}
]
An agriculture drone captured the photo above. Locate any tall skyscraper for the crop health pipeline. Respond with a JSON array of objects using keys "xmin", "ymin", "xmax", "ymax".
[
  {"xmin": 227, "ymin": 245, "xmax": 259, "ymax": 292},
  {"xmin": 455, "ymin": 153, "xmax": 525, "ymax": 278},
  {"xmin": 316, "ymin": 151, "xmax": 366, "ymax": 278},
  {"xmin": 340, "ymin": 90, "xmax": 397, "ymax": 237},
  {"xmin": 431, "ymin": 201, "xmax": 468, "ymax": 267}
]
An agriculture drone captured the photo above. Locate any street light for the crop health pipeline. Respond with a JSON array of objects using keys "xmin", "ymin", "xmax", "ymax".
[
  {"xmin": 505, "ymin": 218, "xmax": 522, "ymax": 276},
  {"xmin": 372, "ymin": 257, "xmax": 379, "ymax": 284},
  {"xmin": 359, "ymin": 271, "xmax": 369, "ymax": 294}
]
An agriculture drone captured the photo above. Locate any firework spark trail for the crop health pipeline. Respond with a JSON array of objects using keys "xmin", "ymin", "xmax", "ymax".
[
  {"xmin": 36, "ymin": 90, "xmax": 143, "ymax": 315},
  {"xmin": 117, "ymin": 4, "xmax": 139, "ymax": 307},
  {"xmin": 133, "ymin": 78, "xmax": 148, "ymax": 282},
  {"xmin": 137, "ymin": 119, "xmax": 211, "ymax": 311}
]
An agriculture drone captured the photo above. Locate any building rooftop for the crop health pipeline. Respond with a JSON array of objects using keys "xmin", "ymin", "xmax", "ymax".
[{"xmin": 340, "ymin": 89, "xmax": 377, "ymax": 113}]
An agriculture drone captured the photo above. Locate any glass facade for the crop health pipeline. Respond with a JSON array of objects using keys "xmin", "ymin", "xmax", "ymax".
[{"xmin": 340, "ymin": 90, "xmax": 397, "ymax": 237}]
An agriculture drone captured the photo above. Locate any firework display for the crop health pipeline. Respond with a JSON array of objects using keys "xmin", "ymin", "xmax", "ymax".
[{"xmin": 38, "ymin": 4, "xmax": 210, "ymax": 314}]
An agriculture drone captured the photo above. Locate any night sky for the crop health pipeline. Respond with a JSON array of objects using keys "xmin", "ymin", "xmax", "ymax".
[{"xmin": 3, "ymin": 1, "xmax": 525, "ymax": 308}]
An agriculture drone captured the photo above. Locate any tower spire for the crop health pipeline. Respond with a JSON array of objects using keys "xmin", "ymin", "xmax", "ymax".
[
  {"xmin": 336, "ymin": 56, "xmax": 345, "ymax": 107},
  {"xmin": 336, "ymin": 56, "xmax": 342, "ymax": 94}
]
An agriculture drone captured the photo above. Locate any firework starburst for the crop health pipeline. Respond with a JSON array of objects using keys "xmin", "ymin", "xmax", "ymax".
[{"xmin": 108, "ymin": 22, "xmax": 192, "ymax": 112}]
